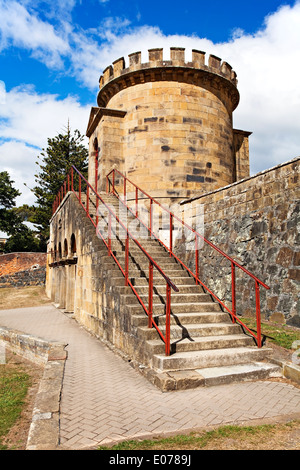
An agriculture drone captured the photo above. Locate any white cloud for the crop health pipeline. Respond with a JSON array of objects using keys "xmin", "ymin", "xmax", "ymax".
[
  {"xmin": 0, "ymin": 0, "xmax": 69, "ymax": 69},
  {"xmin": 72, "ymin": 3, "xmax": 300, "ymax": 174},
  {"xmin": 0, "ymin": 140, "xmax": 38, "ymax": 206},
  {"xmin": 0, "ymin": 80, "xmax": 5, "ymax": 104},
  {"xmin": 215, "ymin": 2, "xmax": 300, "ymax": 172},
  {"xmin": 0, "ymin": 86, "xmax": 90, "ymax": 206},
  {"xmin": 1, "ymin": 0, "xmax": 300, "ymax": 207},
  {"xmin": 0, "ymin": 85, "xmax": 90, "ymax": 149}
]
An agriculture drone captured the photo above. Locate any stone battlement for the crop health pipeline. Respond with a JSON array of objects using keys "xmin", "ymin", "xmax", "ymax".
[{"xmin": 97, "ymin": 48, "xmax": 239, "ymax": 109}]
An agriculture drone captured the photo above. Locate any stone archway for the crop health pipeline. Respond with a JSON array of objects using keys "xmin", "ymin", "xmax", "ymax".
[{"xmin": 65, "ymin": 233, "xmax": 77, "ymax": 313}]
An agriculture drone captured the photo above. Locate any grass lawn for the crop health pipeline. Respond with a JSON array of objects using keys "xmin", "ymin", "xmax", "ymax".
[
  {"xmin": 98, "ymin": 420, "xmax": 300, "ymax": 450},
  {"xmin": 0, "ymin": 365, "xmax": 31, "ymax": 450},
  {"xmin": 241, "ymin": 316, "xmax": 300, "ymax": 350},
  {"xmin": 0, "ymin": 349, "xmax": 43, "ymax": 450}
]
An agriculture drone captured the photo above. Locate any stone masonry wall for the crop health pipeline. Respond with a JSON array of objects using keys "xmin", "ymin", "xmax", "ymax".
[
  {"xmin": 0, "ymin": 252, "xmax": 47, "ymax": 288},
  {"xmin": 174, "ymin": 157, "xmax": 300, "ymax": 326},
  {"xmin": 47, "ymin": 193, "xmax": 150, "ymax": 365}
]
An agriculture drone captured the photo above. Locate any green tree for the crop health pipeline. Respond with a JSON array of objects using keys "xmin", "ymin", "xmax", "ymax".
[
  {"xmin": 0, "ymin": 171, "xmax": 21, "ymax": 235},
  {"xmin": 31, "ymin": 124, "xmax": 88, "ymax": 244},
  {"xmin": 4, "ymin": 224, "xmax": 40, "ymax": 253},
  {"xmin": 0, "ymin": 172, "xmax": 41, "ymax": 253}
]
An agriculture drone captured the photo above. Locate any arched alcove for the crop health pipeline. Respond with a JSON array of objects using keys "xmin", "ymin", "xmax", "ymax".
[
  {"xmin": 64, "ymin": 238, "xmax": 68, "ymax": 257},
  {"xmin": 58, "ymin": 242, "xmax": 62, "ymax": 259},
  {"xmin": 71, "ymin": 234, "xmax": 76, "ymax": 255}
]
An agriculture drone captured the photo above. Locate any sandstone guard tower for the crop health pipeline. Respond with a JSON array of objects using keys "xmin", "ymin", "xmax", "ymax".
[
  {"xmin": 86, "ymin": 48, "xmax": 251, "ymax": 201},
  {"xmin": 47, "ymin": 47, "xmax": 288, "ymax": 391}
]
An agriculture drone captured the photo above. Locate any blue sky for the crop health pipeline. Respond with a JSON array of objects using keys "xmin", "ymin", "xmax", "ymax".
[{"xmin": 0, "ymin": 0, "xmax": 300, "ymax": 215}]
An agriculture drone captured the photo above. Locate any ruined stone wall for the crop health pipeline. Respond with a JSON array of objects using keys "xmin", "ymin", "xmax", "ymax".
[
  {"xmin": 174, "ymin": 157, "xmax": 300, "ymax": 326},
  {"xmin": 0, "ymin": 252, "xmax": 46, "ymax": 288}
]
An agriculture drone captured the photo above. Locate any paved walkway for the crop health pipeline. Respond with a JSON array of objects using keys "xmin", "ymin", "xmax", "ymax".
[{"xmin": 1, "ymin": 304, "xmax": 300, "ymax": 450}]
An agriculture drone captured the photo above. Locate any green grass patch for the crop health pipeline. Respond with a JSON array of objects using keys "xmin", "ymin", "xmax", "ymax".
[
  {"xmin": 240, "ymin": 317, "xmax": 300, "ymax": 350},
  {"xmin": 0, "ymin": 366, "xmax": 31, "ymax": 450},
  {"xmin": 97, "ymin": 423, "xmax": 283, "ymax": 450}
]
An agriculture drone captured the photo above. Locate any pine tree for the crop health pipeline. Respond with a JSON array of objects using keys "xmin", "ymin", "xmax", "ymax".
[
  {"xmin": 32, "ymin": 124, "xmax": 88, "ymax": 246},
  {"xmin": 0, "ymin": 172, "xmax": 40, "ymax": 253},
  {"xmin": 0, "ymin": 171, "xmax": 21, "ymax": 234}
]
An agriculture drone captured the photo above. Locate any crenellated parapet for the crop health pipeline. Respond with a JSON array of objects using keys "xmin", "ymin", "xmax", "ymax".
[{"xmin": 97, "ymin": 48, "xmax": 239, "ymax": 110}]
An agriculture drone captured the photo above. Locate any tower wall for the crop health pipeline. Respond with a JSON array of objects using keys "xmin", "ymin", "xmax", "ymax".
[{"xmin": 87, "ymin": 48, "xmax": 249, "ymax": 201}]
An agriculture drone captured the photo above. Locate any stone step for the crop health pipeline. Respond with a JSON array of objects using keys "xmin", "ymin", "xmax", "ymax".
[
  {"xmin": 106, "ymin": 265, "xmax": 191, "ymax": 282},
  {"xmin": 137, "ymin": 322, "xmax": 242, "ymax": 340},
  {"xmin": 111, "ymin": 277, "xmax": 197, "ymax": 289},
  {"xmin": 111, "ymin": 240, "xmax": 168, "ymax": 252},
  {"xmin": 149, "ymin": 362, "xmax": 282, "ymax": 391},
  {"xmin": 146, "ymin": 334, "xmax": 255, "ymax": 354},
  {"xmin": 127, "ymin": 301, "xmax": 221, "ymax": 315},
  {"xmin": 152, "ymin": 346, "xmax": 273, "ymax": 372},
  {"xmin": 116, "ymin": 283, "xmax": 206, "ymax": 295},
  {"xmin": 123, "ymin": 290, "xmax": 211, "ymax": 302},
  {"xmin": 195, "ymin": 362, "xmax": 282, "ymax": 386},
  {"xmin": 102, "ymin": 258, "xmax": 185, "ymax": 279},
  {"xmin": 108, "ymin": 250, "xmax": 170, "ymax": 262},
  {"xmin": 132, "ymin": 292, "xmax": 213, "ymax": 304},
  {"xmin": 115, "ymin": 257, "xmax": 179, "ymax": 270},
  {"xmin": 131, "ymin": 311, "xmax": 230, "ymax": 327}
]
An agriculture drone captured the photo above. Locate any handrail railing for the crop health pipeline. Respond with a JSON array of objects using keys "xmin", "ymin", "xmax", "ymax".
[
  {"xmin": 106, "ymin": 169, "xmax": 270, "ymax": 348},
  {"xmin": 52, "ymin": 165, "xmax": 179, "ymax": 356}
]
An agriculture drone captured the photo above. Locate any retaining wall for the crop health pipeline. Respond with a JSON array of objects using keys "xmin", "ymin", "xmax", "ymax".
[{"xmin": 174, "ymin": 157, "xmax": 300, "ymax": 326}]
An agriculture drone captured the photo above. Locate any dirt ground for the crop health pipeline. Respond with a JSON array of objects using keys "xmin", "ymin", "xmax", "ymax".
[{"xmin": 0, "ymin": 286, "xmax": 51, "ymax": 310}]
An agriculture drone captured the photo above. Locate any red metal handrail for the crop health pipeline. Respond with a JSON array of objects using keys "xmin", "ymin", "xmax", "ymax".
[
  {"xmin": 106, "ymin": 169, "xmax": 270, "ymax": 348},
  {"xmin": 52, "ymin": 166, "xmax": 179, "ymax": 356}
]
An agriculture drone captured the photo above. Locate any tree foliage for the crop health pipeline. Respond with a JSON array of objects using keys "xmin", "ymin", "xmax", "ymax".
[
  {"xmin": 0, "ymin": 172, "xmax": 41, "ymax": 253},
  {"xmin": 0, "ymin": 124, "xmax": 88, "ymax": 253},
  {"xmin": 31, "ymin": 124, "xmax": 88, "ymax": 244},
  {"xmin": 4, "ymin": 224, "xmax": 41, "ymax": 253},
  {"xmin": 0, "ymin": 171, "xmax": 21, "ymax": 235}
]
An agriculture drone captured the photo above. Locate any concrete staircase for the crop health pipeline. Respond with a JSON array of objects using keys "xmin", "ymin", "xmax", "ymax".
[{"xmin": 81, "ymin": 191, "xmax": 281, "ymax": 390}]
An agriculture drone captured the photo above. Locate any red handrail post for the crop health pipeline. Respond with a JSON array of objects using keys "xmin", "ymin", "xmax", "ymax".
[
  {"xmin": 64, "ymin": 181, "xmax": 66, "ymax": 197},
  {"xmin": 86, "ymin": 185, "xmax": 89, "ymax": 214},
  {"xmin": 195, "ymin": 234, "xmax": 199, "ymax": 285},
  {"xmin": 95, "ymin": 149, "xmax": 98, "ymax": 193},
  {"xmin": 135, "ymin": 187, "xmax": 138, "ymax": 217},
  {"xmin": 169, "ymin": 214, "xmax": 173, "ymax": 257},
  {"xmin": 165, "ymin": 283, "xmax": 171, "ymax": 355},
  {"xmin": 71, "ymin": 167, "xmax": 74, "ymax": 191},
  {"xmin": 148, "ymin": 261, "xmax": 153, "ymax": 328},
  {"xmin": 150, "ymin": 199, "xmax": 153, "ymax": 234},
  {"xmin": 112, "ymin": 170, "xmax": 115, "ymax": 195},
  {"xmin": 67, "ymin": 174, "xmax": 70, "ymax": 192},
  {"xmin": 255, "ymin": 281, "xmax": 262, "ymax": 348},
  {"xmin": 108, "ymin": 212, "xmax": 112, "ymax": 256},
  {"xmin": 123, "ymin": 176, "xmax": 126, "ymax": 203},
  {"xmin": 96, "ymin": 195, "xmax": 99, "ymax": 226},
  {"xmin": 79, "ymin": 176, "xmax": 81, "ymax": 204},
  {"xmin": 106, "ymin": 175, "xmax": 109, "ymax": 194},
  {"xmin": 125, "ymin": 234, "xmax": 129, "ymax": 286},
  {"xmin": 231, "ymin": 262, "xmax": 236, "ymax": 323}
]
